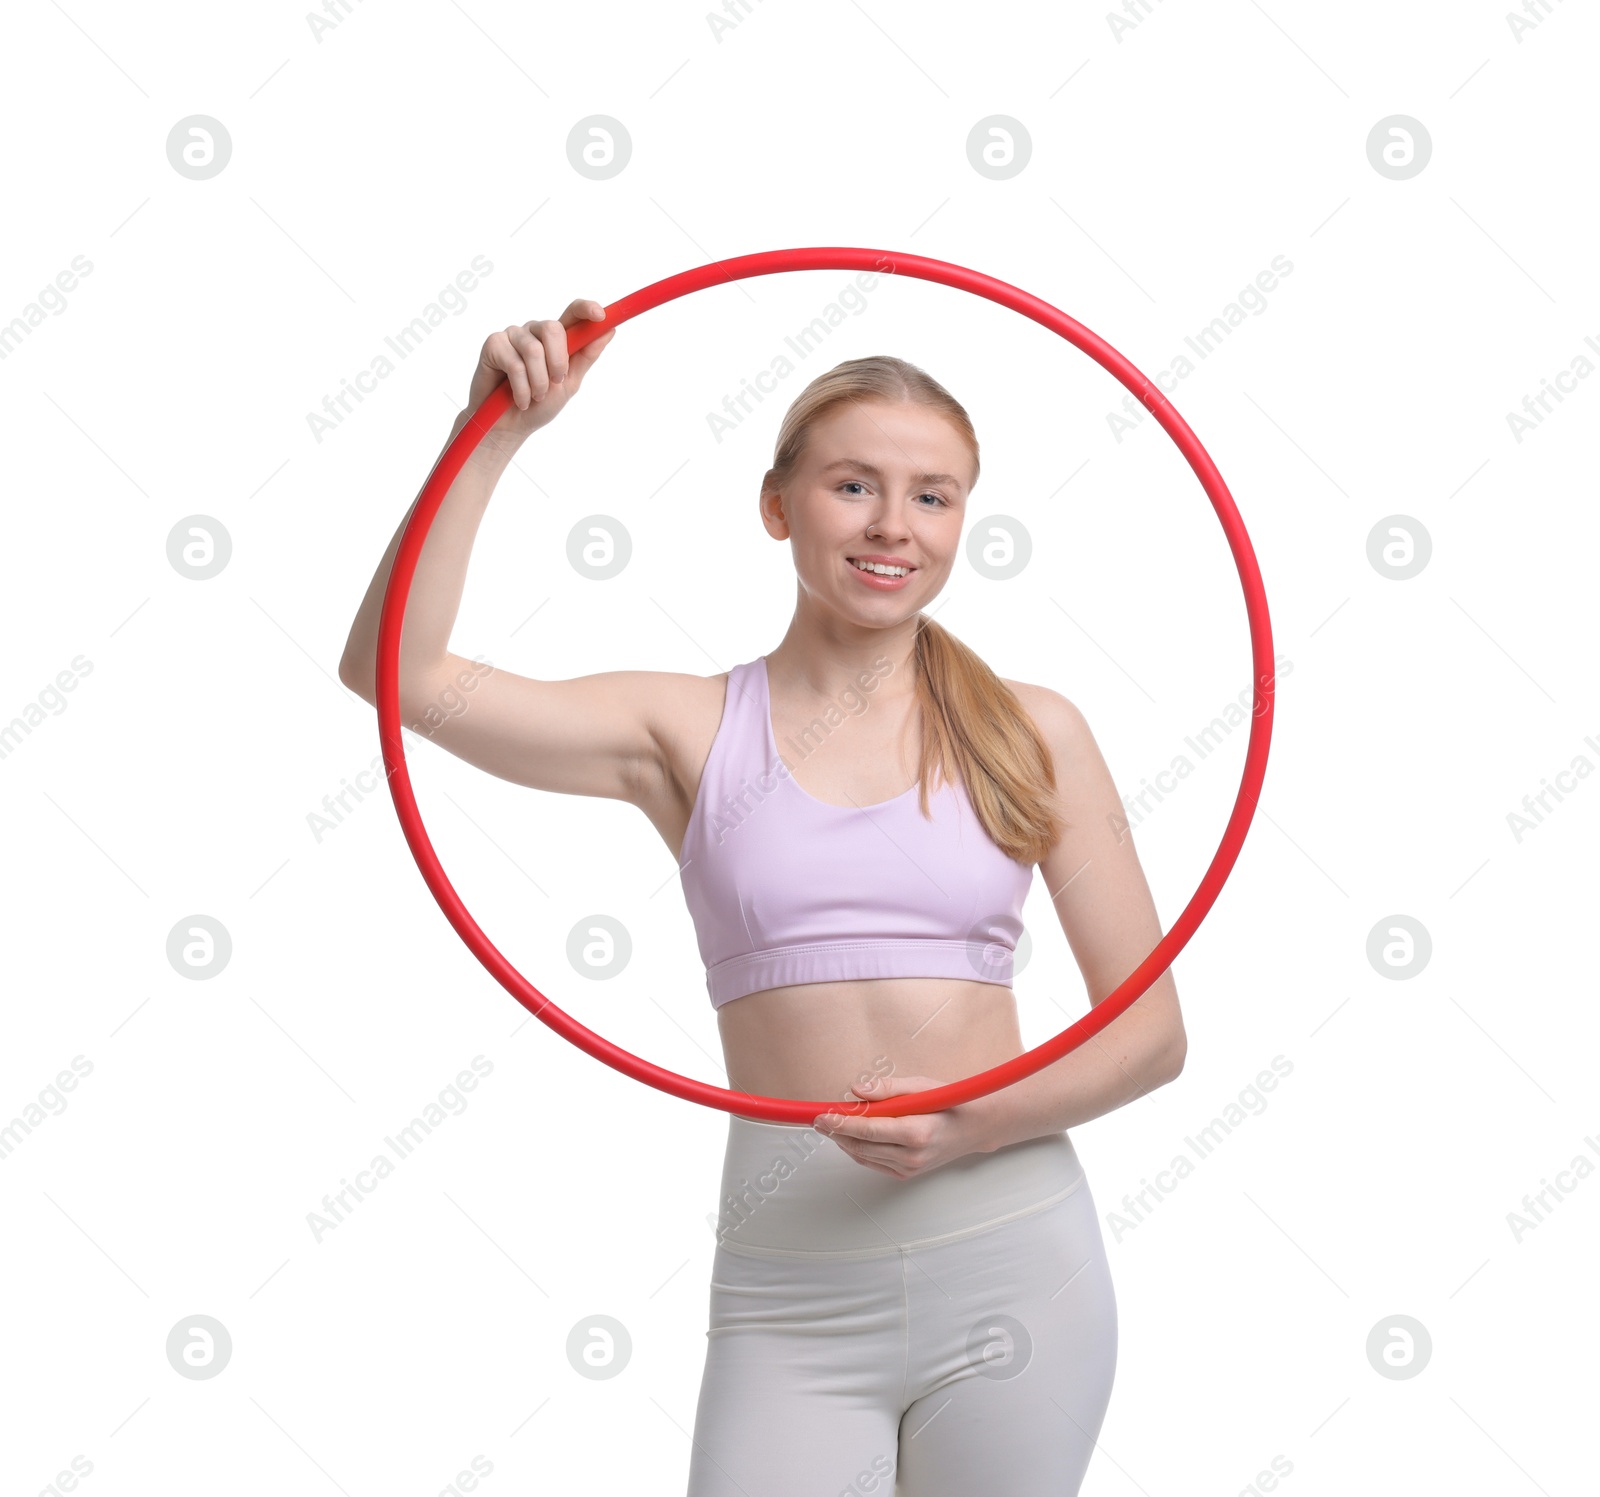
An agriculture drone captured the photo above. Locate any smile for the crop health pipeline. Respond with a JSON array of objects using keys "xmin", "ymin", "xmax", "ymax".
[{"xmin": 846, "ymin": 556, "xmax": 915, "ymax": 590}]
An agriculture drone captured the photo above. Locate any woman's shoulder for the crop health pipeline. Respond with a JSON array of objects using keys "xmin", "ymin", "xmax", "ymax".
[
  {"xmin": 998, "ymin": 677, "xmax": 1101, "ymax": 772},
  {"xmin": 999, "ymin": 677, "xmax": 1087, "ymax": 734}
]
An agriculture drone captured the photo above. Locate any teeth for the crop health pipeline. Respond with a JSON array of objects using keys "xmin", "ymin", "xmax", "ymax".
[{"xmin": 851, "ymin": 559, "xmax": 909, "ymax": 577}]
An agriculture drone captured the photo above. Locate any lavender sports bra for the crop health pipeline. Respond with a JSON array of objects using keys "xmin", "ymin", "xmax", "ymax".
[{"xmin": 677, "ymin": 656, "xmax": 1035, "ymax": 1008}]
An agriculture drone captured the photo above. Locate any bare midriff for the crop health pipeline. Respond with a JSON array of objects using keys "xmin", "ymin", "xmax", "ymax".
[{"xmin": 716, "ymin": 975, "xmax": 1026, "ymax": 1122}]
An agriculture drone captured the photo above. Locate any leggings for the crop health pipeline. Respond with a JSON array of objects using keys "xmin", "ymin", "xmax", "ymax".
[{"xmin": 686, "ymin": 1114, "xmax": 1118, "ymax": 1496}]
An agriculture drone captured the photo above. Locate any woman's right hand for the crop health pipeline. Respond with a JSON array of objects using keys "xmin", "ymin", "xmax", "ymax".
[{"xmin": 465, "ymin": 298, "xmax": 617, "ymax": 447}]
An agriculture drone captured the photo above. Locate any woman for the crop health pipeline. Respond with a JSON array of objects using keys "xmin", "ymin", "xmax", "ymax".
[{"xmin": 339, "ymin": 300, "xmax": 1187, "ymax": 1495}]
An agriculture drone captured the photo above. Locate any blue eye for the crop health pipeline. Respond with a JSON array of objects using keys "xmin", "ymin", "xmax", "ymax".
[{"xmin": 838, "ymin": 481, "xmax": 948, "ymax": 507}]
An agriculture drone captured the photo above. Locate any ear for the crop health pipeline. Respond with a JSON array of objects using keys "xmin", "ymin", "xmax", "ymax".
[{"xmin": 759, "ymin": 487, "xmax": 790, "ymax": 541}]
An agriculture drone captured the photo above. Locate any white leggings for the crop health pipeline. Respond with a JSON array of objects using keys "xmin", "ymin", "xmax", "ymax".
[{"xmin": 686, "ymin": 1115, "xmax": 1118, "ymax": 1496}]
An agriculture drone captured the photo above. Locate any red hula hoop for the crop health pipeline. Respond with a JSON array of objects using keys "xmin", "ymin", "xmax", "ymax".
[{"xmin": 374, "ymin": 246, "xmax": 1274, "ymax": 1124}]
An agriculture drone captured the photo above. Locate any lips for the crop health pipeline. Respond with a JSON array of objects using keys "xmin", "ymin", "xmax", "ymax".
[
  {"xmin": 846, "ymin": 556, "xmax": 915, "ymax": 590},
  {"xmin": 848, "ymin": 553, "xmax": 916, "ymax": 572}
]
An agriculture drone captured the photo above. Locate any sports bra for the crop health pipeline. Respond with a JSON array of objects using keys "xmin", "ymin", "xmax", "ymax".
[{"xmin": 677, "ymin": 655, "xmax": 1035, "ymax": 1008}]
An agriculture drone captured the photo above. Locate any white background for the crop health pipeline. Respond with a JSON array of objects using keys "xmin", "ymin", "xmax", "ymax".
[{"xmin": 2, "ymin": 1, "xmax": 1596, "ymax": 1493}]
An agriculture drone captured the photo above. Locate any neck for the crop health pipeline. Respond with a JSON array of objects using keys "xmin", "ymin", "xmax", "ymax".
[{"xmin": 765, "ymin": 594, "xmax": 922, "ymax": 699}]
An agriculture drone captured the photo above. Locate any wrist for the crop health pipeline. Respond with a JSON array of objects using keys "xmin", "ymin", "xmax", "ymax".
[
  {"xmin": 462, "ymin": 429, "xmax": 523, "ymax": 475},
  {"xmin": 963, "ymin": 1090, "xmax": 1012, "ymax": 1156}
]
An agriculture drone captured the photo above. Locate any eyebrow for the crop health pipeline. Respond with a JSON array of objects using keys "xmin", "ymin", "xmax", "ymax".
[{"xmin": 820, "ymin": 458, "xmax": 964, "ymax": 488}]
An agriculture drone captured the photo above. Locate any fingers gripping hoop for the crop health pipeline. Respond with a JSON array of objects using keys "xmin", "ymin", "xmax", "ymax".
[{"xmin": 375, "ymin": 246, "xmax": 1275, "ymax": 1125}]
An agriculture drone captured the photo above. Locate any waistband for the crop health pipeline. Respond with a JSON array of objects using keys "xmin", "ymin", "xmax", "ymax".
[
  {"xmin": 707, "ymin": 939, "xmax": 1015, "ymax": 1008},
  {"xmin": 711, "ymin": 1113, "xmax": 1086, "ymax": 1258}
]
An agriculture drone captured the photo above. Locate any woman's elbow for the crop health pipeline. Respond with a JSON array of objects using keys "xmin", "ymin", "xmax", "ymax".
[
  {"xmin": 338, "ymin": 653, "xmax": 375, "ymax": 704},
  {"xmin": 1161, "ymin": 1027, "xmax": 1187, "ymax": 1082}
]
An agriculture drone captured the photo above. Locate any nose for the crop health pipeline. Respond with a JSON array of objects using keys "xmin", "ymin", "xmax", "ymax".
[{"xmin": 866, "ymin": 495, "xmax": 914, "ymax": 543}]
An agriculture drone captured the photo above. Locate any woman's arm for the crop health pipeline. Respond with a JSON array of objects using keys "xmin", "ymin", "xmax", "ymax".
[
  {"xmin": 338, "ymin": 300, "xmax": 613, "ymax": 702},
  {"xmin": 966, "ymin": 683, "xmax": 1187, "ymax": 1152},
  {"xmin": 815, "ymin": 684, "xmax": 1188, "ymax": 1176},
  {"xmin": 336, "ymin": 404, "xmax": 495, "ymax": 702},
  {"xmin": 335, "ymin": 302, "xmax": 691, "ymax": 806}
]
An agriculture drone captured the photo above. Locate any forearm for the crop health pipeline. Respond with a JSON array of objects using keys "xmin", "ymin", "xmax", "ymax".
[
  {"xmin": 338, "ymin": 412, "xmax": 524, "ymax": 695},
  {"xmin": 968, "ymin": 978, "xmax": 1185, "ymax": 1153}
]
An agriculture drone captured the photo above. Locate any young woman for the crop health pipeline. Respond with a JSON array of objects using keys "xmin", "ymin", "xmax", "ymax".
[{"xmin": 340, "ymin": 300, "xmax": 1187, "ymax": 1495}]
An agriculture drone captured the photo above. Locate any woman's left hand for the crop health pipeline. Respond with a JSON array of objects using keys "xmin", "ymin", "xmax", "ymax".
[{"xmin": 813, "ymin": 1073, "xmax": 989, "ymax": 1179}]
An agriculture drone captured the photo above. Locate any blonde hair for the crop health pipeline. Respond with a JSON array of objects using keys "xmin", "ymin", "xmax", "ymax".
[{"xmin": 760, "ymin": 355, "xmax": 1064, "ymax": 865}]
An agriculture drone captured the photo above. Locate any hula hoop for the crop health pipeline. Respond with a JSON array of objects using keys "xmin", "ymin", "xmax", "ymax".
[{"xmin": 375, "ymin": 246, "xmax": 1274, "ymax": 1124}]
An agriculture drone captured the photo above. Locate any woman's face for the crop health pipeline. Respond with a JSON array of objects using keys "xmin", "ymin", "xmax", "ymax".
[{"xmin": 761, "ymin": 399, "xmax": 974, "ymax": 625}]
